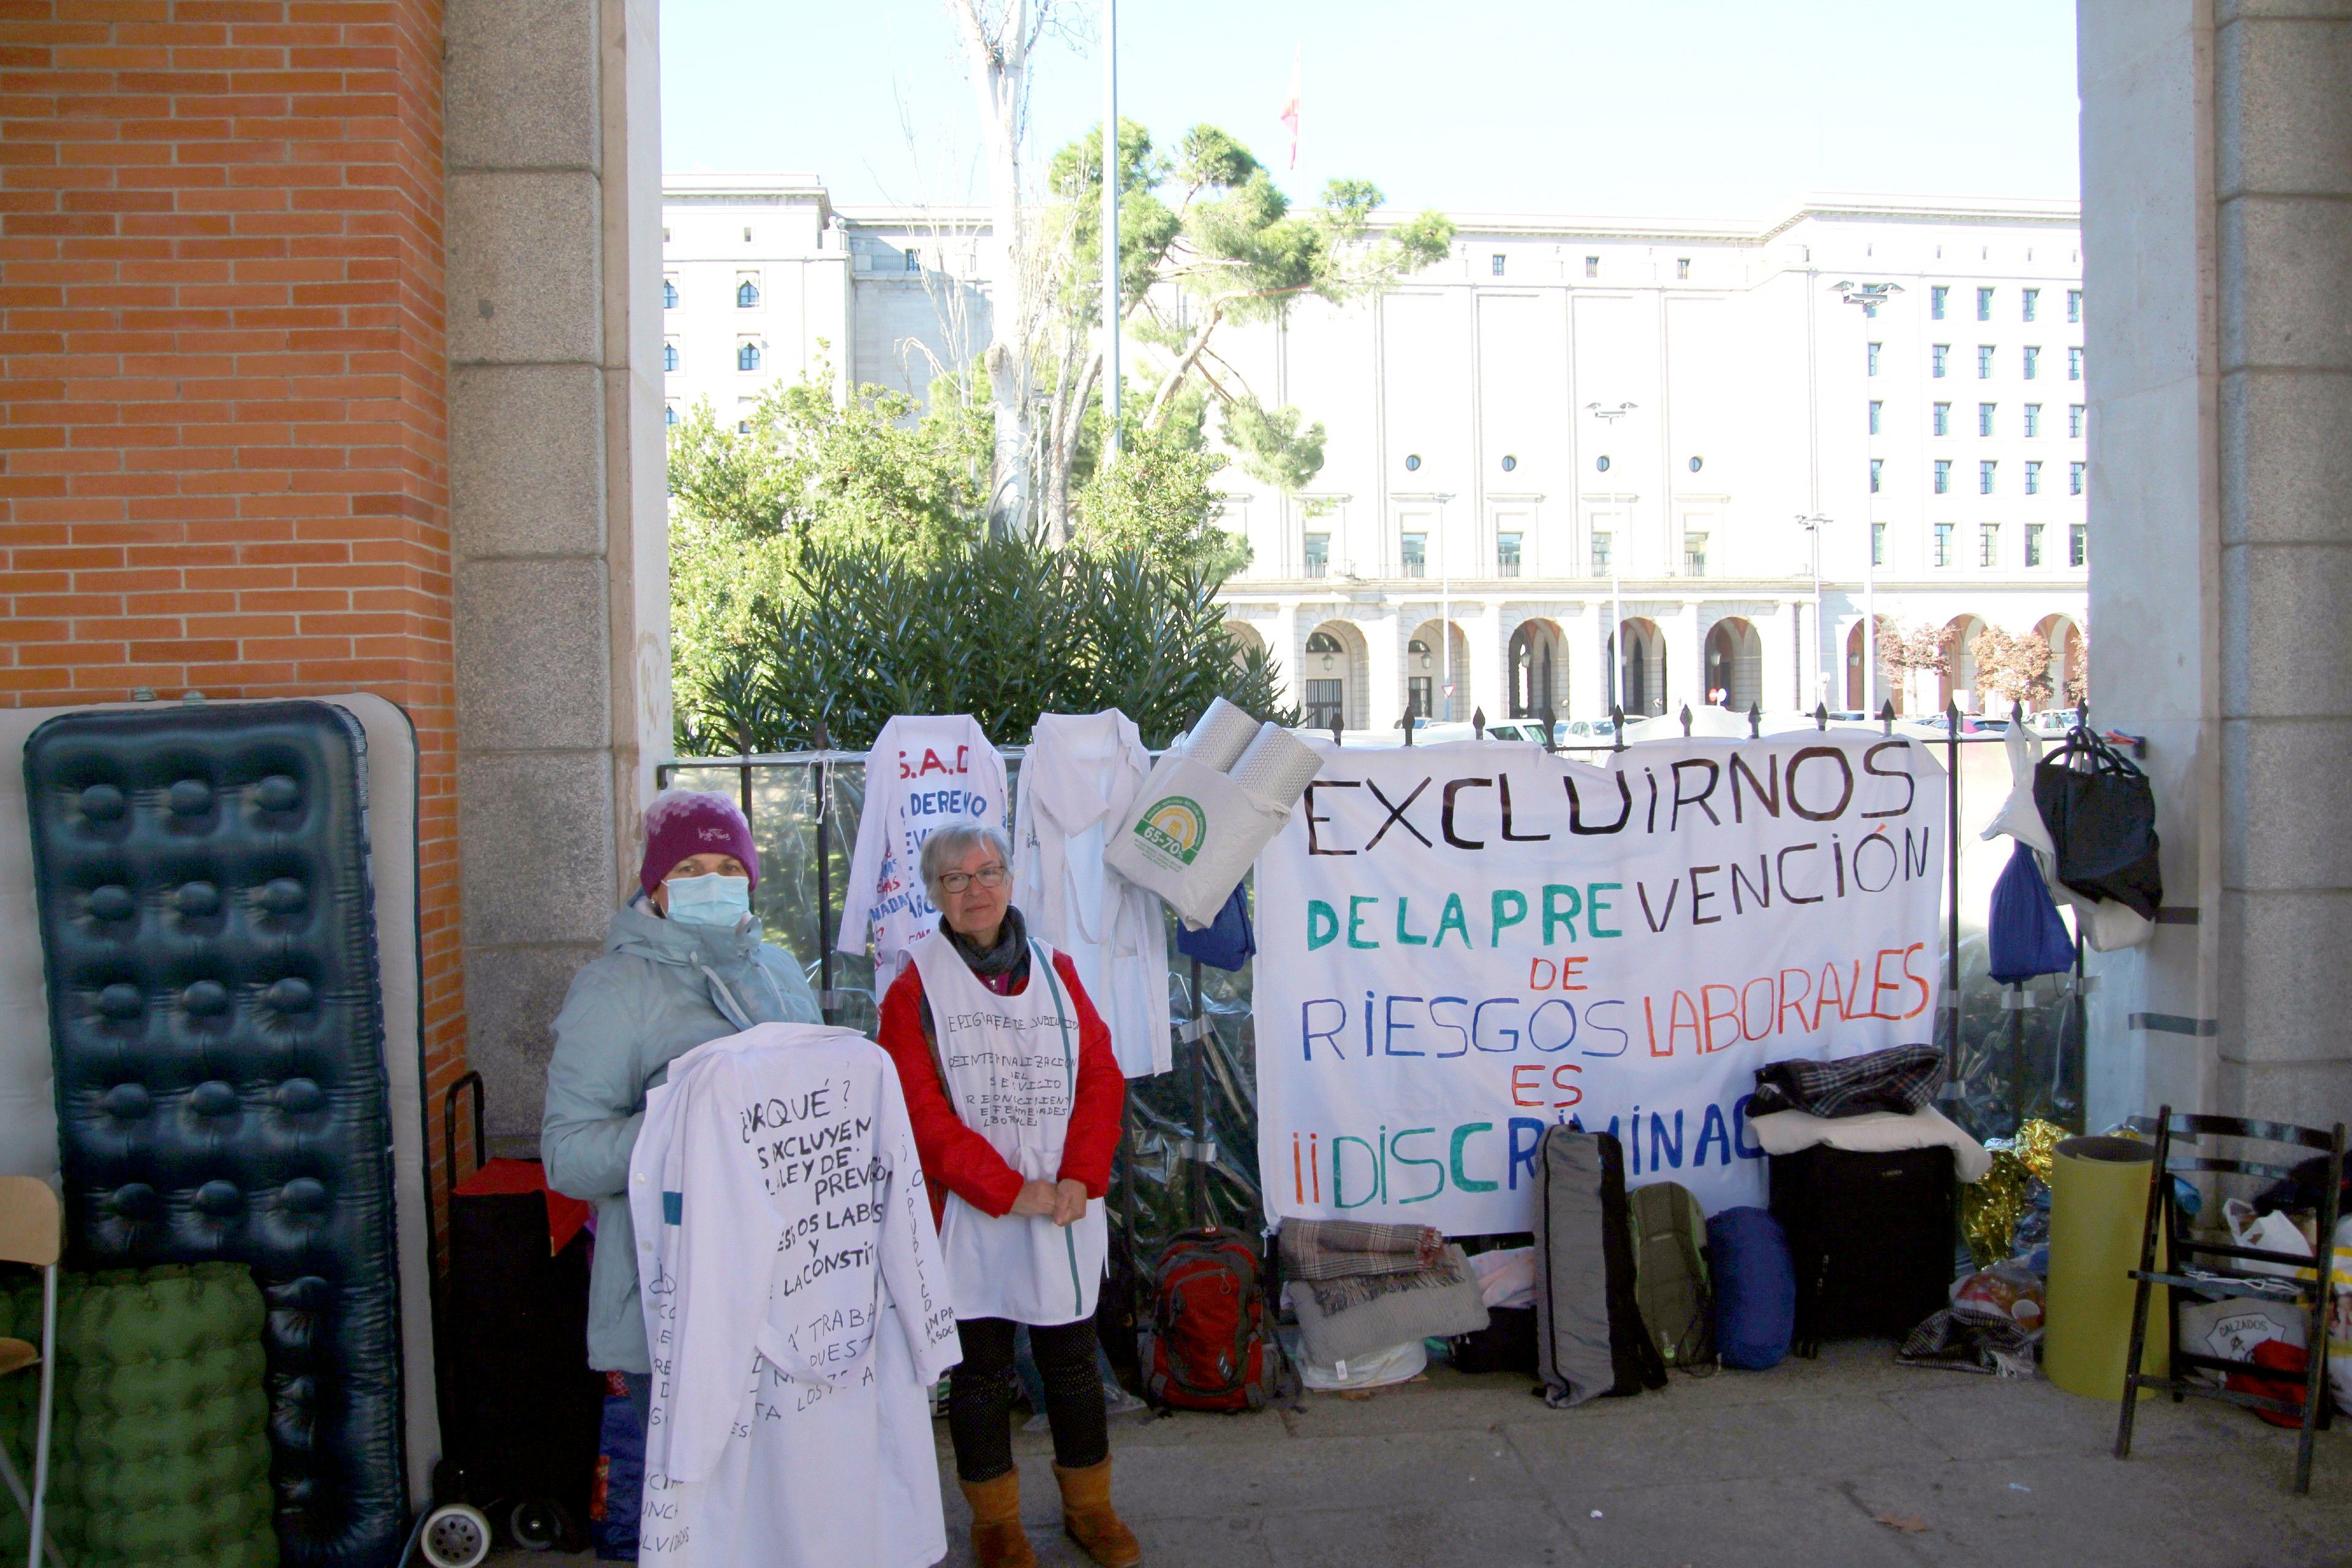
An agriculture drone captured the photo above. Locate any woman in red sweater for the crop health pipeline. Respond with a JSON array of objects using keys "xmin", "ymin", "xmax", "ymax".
[{"xmin": 876, "ymin": 822, "xmax": 1137, "ymax": 1568}]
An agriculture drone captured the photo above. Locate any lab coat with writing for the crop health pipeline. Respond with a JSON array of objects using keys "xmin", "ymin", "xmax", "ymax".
[
  {"xmin": 840, "ymin": 715, "xmax": 1009, "ymax": 990},
  {"xmin": 631, "ymin": 1023, "xmax": 960, "ymax": 1568}
]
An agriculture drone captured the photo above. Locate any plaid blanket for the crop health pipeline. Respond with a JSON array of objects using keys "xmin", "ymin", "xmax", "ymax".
[
  {"xmin": 1749, "ymin": 1044, "xmax": 1943, "ymax": 1119},
  {"xmin": 1302, "ymin": 1247, "xmax": 1472, "ymax": 1315},
  {"xmin": 1896, "ymin": 1308, "xmax": 2039, "ymax": 1377},
  {"xmin": 1279, "ymin": 1220, "xmax": 1446, "ymax": 1282}
]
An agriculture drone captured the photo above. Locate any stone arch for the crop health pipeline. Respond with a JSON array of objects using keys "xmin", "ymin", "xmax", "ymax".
[
  {"xmin": 1406, "ymin": 619, "xmax": 1472, "ymax": 722},
  {"xmin": 1223, "ymin": 619, "xmax": 1267, "ymax": 673},
  {"xmin": 1703, "ymin": 616, "xmax": 1763, "ymax": 712},
  {"xmin": 1846, "ymin": 620, "xmax": 1901, "ymax": 715},
  {"xmin": 1610, "ymin": 617, "xmax": 1668, "ymax": 717},
  {"xmin": 2035, "ymin": 613, "xmax": 2084, "ymax": 710},
  {"xmin": 1940, "ymin": 613, "xmax": 1988, "ymax": 712},
  {"xmin": 1302, "ymin": 619, "xmax": 1369, "ymax": 731},
  {"xmin": 1507, "ymin": 618, "xmax": 1569, "ymax": 718}
]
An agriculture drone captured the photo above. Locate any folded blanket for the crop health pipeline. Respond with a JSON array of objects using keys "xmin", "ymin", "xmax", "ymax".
[
  {"xmin": 1747, "ymin": 1104, "xmax": 1993, "ymax": 1183},
  {"xmin": 1286, "ymin": 1246, "xmax": 1492, "ymax": 1365},
  {"xmin": 1305, "ymin": 1247, "xmax": 1472, "ymax": 1315},
  {"xmin": 1749, "ymin": 1044, "xmax": 1943, "ymax": 1119},
  {"xmin": 1280, "ymin": 1220, "xmax": 1446, "ymax": 1282}
]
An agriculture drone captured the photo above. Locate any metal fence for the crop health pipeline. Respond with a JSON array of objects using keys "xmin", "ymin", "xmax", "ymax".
[{"xmin": 657, "ymin": 701, "xmax": 2128, "ymax": 1260}]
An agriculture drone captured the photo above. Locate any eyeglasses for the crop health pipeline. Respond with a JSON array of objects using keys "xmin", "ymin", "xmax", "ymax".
[{"xmin": 936, "ymin": 865, "xmax": 1008, "ymax": 894}]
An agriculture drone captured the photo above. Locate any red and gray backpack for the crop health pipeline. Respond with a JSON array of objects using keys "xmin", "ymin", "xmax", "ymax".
[{"xmin": 1139, "ymin": 1227, "xmax": 1278, "ymax": 1412}]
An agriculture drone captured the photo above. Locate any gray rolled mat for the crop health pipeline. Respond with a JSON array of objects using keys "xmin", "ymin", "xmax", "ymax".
[
  {"xmin": 1229, "ymin": 723, "xmax": 1323, "ymax": 806},
  {"xmin": 1182, "ymin": 696, "xmax": 1262, "ymax": 774}
]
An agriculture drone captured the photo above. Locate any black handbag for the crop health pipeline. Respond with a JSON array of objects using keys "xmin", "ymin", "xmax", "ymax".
[{"xmin": 2034, "ymin": 726, "xmax": 2162, "ymax": 919}]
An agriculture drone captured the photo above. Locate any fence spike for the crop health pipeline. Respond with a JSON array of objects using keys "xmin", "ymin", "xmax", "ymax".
[
  {"xmin": 1679, "ymin": 703, "xmax": 1692, "ymax": 737},
  {"xmin": 812, "ymin": 717, "xmax": 831, "ymax": 752},
  {"xmin": 1539, "ymin": 704, "xmax": 1558, "ymax": 754},
  {"xmin": 1329, "ymin": 709, "xmax": 1344, "ymax": 748},
  {"xmin": 1472, "ymin": 706, "xmax": 1487, "ymax": 739},
  {"xmin": 1610, "ymin": 703, "xmax": 1626, "ymax": 753},
  {"xmin": 2010, "ymin": 698, "xmax": 2025, "ymax": 726},
  {"xmin": 2075, "ymin": 696, "xmax": 2089, "ymax": 733},
  {"xmin": 1400, "ymin": 705, "xmax": 1415, "ymax": 747},
  {"xmin": 1747, "ymin": 702, "xmax": 1762, "ymax": 739},
  {"xmin": 1879, "ymin": 698, "xmax": 1896, "ymax": 736},
  {"xmin": 1814, "ymin": 701, "xmax": 1828, "ymax": 731}
]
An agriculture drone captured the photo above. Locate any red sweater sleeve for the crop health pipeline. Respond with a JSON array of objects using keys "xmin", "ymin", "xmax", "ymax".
[
  {"xmin": 1050, "ymin": 952, "xmax": 1127, "ymax": 1199},
  {"xmin": 876, "ymin": 965, "xmax": 1025, "ymax": 1223}
]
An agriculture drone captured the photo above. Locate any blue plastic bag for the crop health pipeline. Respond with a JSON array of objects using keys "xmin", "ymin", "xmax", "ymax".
[
  {"xmin": 1988, "ymin": 840, "xmax": 2077, "ymax": 984},
  {"xmin": 1175, "ymin": 882, "xmax": 1256, "ymax": 971}
]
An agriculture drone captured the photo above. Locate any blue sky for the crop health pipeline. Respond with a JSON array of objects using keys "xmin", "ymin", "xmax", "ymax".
[{"xmin": 661, "ymin": 1, "xmax": 2081, "ymax": 217}]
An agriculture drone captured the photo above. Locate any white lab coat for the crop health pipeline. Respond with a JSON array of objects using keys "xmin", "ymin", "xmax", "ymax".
[
  {"xmin": 1012, "ymin": 710, "xmax": 1172, "ymax": 1078},
  {"xmin": 840, "ymin": 715, "xmax": 1009, "ymax": 991},
  {"xmin": 631, "ymin": 1023, "xmax": 961, "ymax": 1568},
  {"xmin": 908, "ymin": 932, "xmax": 1108, "ymax": 1326}
]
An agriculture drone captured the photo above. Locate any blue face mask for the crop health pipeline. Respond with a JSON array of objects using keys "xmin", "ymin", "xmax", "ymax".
[{"xmin": 665, "ymin": 872, "xmax": 752, "ymax": 929}]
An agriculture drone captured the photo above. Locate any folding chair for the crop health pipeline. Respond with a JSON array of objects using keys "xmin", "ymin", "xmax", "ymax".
[
  {"xmin": 0, "ymin": 1177, "xmax": 62, "ymax": 1568},
  {"xmin": 2113, "ymin": 1108, "xmax": 2346, "ymax": 1493}
]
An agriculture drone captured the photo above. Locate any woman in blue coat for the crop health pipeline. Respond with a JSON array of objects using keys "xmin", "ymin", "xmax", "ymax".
[{"xmin": 540, "ymin": 788, "xmax": 820, "ymax": 1416}]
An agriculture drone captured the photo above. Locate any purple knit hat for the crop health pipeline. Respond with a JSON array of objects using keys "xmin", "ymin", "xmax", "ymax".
[{"xmin": 639, "ymin": 788, "xmax": 759, "ymax": 897}]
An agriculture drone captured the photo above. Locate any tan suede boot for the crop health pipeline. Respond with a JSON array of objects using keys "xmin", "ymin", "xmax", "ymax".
[
  {"xmin": 1053, "ymin": 1457, "xmax": 1142, "ymax": 1567},
  {"xmin": 959, "ymin": 1471, "xmax": 1038, "ymax": 1568}
]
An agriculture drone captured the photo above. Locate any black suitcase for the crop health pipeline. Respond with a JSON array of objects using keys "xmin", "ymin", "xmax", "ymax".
[{"xmin": 1768, "ymin": 1144, "xmax": 1956, "ymax": 1355}]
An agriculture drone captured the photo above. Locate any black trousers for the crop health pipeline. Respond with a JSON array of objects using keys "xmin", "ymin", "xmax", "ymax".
[{"xmin": 947, "ymin": 1316, "xmax": 1108, "ymax": 1483}]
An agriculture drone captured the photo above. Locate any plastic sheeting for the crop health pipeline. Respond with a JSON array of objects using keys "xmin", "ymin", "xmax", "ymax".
[{"xmin": 664, "ymin": 731, "xmax": 2078, "ymax": 1264}]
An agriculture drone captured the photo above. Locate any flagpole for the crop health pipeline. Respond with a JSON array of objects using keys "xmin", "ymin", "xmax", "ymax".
[{"xmin": 1102, "ymin": 0, "xmax": 1120, "ymax": 465}]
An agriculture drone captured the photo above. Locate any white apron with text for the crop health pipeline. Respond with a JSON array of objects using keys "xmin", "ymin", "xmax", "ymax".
[{"xmin": 909, "ymin": 933, "xmax": 1108, "ymax": 1325}]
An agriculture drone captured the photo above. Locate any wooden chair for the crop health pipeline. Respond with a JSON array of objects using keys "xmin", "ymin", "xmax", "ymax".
[
  {"xmin": 0, "ymin": 1177, "xmax": 61, "ymax": 1568},
  {"xmin": 2113, "ymin": 1109, "xmax": 2346, "ymax": 1493}
]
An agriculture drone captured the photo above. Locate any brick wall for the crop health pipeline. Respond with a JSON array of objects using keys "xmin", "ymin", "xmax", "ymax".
[{"xmin": 0, "ymin": 3, "xmax": 469, "ymax": 1149}]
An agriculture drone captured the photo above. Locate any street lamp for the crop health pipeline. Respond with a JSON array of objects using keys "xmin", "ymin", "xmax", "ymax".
[
  {"xmin": 1797, "ymin": 513, "xmax": 1830, "ymax": 708},
  {"xmin": 1828, "ymin": 280, "xmax": 1902, "ymax": 713},
  {"xmin": 1586, "ymin": 403, "xmax": 1635, "ymax": 709}
]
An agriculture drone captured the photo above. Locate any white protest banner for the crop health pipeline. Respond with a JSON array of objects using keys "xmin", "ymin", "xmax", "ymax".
[{"xmin": 1254, "ymin": 734, "xmax": 1946, "ymax": 1231}]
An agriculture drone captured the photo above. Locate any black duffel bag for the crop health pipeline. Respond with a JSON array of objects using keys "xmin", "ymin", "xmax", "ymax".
[{"xmin": 2034, "ymin": 729, "xmax": 2162, "ymax": 919}]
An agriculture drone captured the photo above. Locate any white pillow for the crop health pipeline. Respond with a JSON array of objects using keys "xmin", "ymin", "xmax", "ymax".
[{"xmin": 1749, "ymin": 1104, "xmax": 1992, "ymax": 1182}]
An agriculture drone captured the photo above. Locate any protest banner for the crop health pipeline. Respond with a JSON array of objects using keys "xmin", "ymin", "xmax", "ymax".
[{"xmin": 1254, "ymin": 734, "xmax": 1947, "ymax": 1231}]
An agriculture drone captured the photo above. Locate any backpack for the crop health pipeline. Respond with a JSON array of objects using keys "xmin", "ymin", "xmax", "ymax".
[
  {"xmin": 1627, "ymin": 1181, "xmax": 1714, "ymax": 1368},
  {"xmin": 1139, "ymin": 1227, "xmax": 1278, "ymax": 1412}
]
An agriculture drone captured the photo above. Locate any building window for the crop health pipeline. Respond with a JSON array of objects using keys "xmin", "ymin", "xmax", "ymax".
[
  {"xmin": 1591, "ymin": 532, "xmax": 1612, "ymax": 573},
  {"xmin": 1491, "ymin": 254, "xmax": 1507, "ymax": 276},
  {"xmin": 2068, "ymin": 346, "xmax": 2084, "ymax": 381},
  {"xmin": 1934, "ymin": 459, "xmax": 1951, "ymax": 494},
  {"xmin": 742, "ymin": 226, "xmax": 752, "ymax": 242},
  {"xmin": 2067, "ymin": 288, "xmax": 2082, "ymax": 323},
  {"xmin": 1400, "ymin": 533, "xmax": 1427, "ymax": 578},
  {"xmin": 2070, "ymin": 461, "xmax": 2086, "ymax": 496},
  {"xmin": 1931, "ymin": 285, "xmax": 1949, "ymax": 320},
  {"xmin": 662, "ymin": 276, "xmax": 678, "ymax": 309},
  {"xmin": 1303, "ymin": 533, "xmax": 1329, "ymax": 578},
  {"xmin": 1977, "ymin": 287, "xmax": 1994, "ymax": 321},
  {"xmin": 735, "ymin": 399, "xmax": 755, "ymax": 435},
  {"xmin": 1403, "ymin": 453, "xmax": 1422, "ymax": 472},
  {"xmin": 1585, "ymin": 255, "xmax": 1599, "ymax": 278},
  {"xmin": 1497, "ymin": 533, "xmax": 1523, "ymax": 577},
  {"xmin": 663, "ymin": 341, "xmax": 679, "ymax": 372},
  {"xmin": 1684, "ymin": 533, "xmax": 1708, "ymax": 577},
  {"xmin": 1501, "ymin": 454, "xmax": 1518, "ymax": 472},
  {"xmin": 1980, "ymin": 459, "xmax": 1997, "ymax": 495},
  {"xmin": 2022, "ymin": 345, "xmax": 2040, "ymax": 380},
  {"xmin": 1407, "ymin": 675, "xmax": 1434, "ymax": 720},
  {"xmin": 1977, "ymin": 344, "xmax": 1994, "ymax": 379},
  {"xmin": 2070, "ymin": 523, "xmax": 2087, "ymax": 567},
  {"xmin": 1934, "ymin": 522, "xmax": 1955, "ymax": 567},
  {"xmin": 1595, "ymin": 454, "xmax": 1611, "ymax": 473},
  {"xmin": 1871, "ymin": 522, "xmax": 1886, "ymax": 567},
  {"xmin": 905, "ymin": 249, "xmax": 921, "ymax": 273},
  {"xmin": 1933, "ymin": 401, "xmax": 1951, "ymax": 436},
  {"xmin": 2026, "ymin": 523, "xmax": 2045, "ymax": 566},
  {"xmin": 1868, "ymin": 400, "xmax": 1883, "ymax": 435},
  {"xmin": 2026, "ymin": 460, "xmax": 2043, "ymax": 495},
  {"xmin": 2068, "ymin": 403, "xmax": 2086, "ymax": 439},
  {"xmin": 2024, "ymin": 402, "xmax": 2042, "ymax": 437},
  {"xmin": 1676, "ymin": 257, "xmax": 1691, "ymax": 280},
  {"xmin": 664, "ymin": 402, "xmax": 679, "ymax": 428},
  {"xmin": 1868, "ymin": 342, "xmax": 1882, "ymax": 376},
  {"xmin": 736, "ymin": 276, "xmax": 761, "ymax": 308},
  {"xmin": 1306, "ymin": 679, "xmax": 1343, "ymax": 727},
  {"xmin": 1978, "ymin": 402, "xmax": 1996, "ymax": 437},
  {"xmin": 1980, "ymin": 523, "xmax": 2000, "ymax": 567},
  {"xmin": 2021, "ymin": 287, "xmax": 2040, "ymax": 322},
  {"xmin": 1688, "ymin": 455, "xmax": 1704, "ymax": 473},
  {"xmin": 1870, "ymin": 458, "xmax": 1883, "ymax": 494},
  {"xmin": 737, "ymin": 340, "xmax": 761, "ymax": 371},
  {"xmin": 1932, "ymin": 344, "xmax": 1949, "ymax": 378}
]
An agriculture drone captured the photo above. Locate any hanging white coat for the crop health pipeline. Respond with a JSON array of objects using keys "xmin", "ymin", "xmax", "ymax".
[
  {"xmin": 1012, "ymin": 710, "xmax": 1172, "ymax": 1078},
  {"xmin": 840, "ymin": 714, "xmax": 1009, "ymax": 990},
  {"xmin": 631, "ymin": 1023, "xmax": 962, "ymax": 1568}
]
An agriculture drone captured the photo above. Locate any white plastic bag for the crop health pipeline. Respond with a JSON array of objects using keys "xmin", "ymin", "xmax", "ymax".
[
  {"xmin": 2223, "ymin": 1199, "xmax": 2313, "ymax": 1278},
  {"xmin": 1294, "ymin": 1336, "xmax": 1427, "ymax": 1392},
  {"xmin": 1101, "ymin": 752, "xmax": 1291, "ymax": 927}
]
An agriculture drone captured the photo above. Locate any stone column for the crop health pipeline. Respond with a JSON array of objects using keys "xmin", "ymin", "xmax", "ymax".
[{"xmin": 445, "ymin": 0, "xmax": 669, "ymax": 1138}]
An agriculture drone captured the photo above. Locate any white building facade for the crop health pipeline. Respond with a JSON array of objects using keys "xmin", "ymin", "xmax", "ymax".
[{"xmin": 662, "ymin": 178, "xmax": 2088, "ymax": 728}]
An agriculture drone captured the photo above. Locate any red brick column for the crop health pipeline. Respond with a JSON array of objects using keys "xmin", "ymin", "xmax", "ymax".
[{"xmin": 0, "ymin": 2, "xmax": 468, "ymax": 1136}]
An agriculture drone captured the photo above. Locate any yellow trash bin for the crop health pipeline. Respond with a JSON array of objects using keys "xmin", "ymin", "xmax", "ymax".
[{"xmin": 2046, "ymin": 1134, "xmax": 2169, "ymax": 1398}]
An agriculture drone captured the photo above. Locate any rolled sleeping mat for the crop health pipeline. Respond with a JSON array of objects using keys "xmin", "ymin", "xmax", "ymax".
[
  {"xmin": 1227, "ymin": 722, "xmax": 1324, "ymax": 808},
  {"xmin": 1180, "ymin": 696, "xmax": 1262, "ymax": 774},
  {"xmin": 2045, "ymin": 1134, "xmax": 2169, "ymax": 1399}
]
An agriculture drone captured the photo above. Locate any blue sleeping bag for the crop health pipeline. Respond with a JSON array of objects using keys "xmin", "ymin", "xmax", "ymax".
[{"xmin": 1708, "ymin": 1206, "xmax": 1796, "ymax": 1370}]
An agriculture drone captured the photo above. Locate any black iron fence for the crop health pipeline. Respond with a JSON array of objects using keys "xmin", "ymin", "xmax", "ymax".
[{"xmin": 657, "ymin": 699, "xmax": 2133, "ymax": 1260}]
